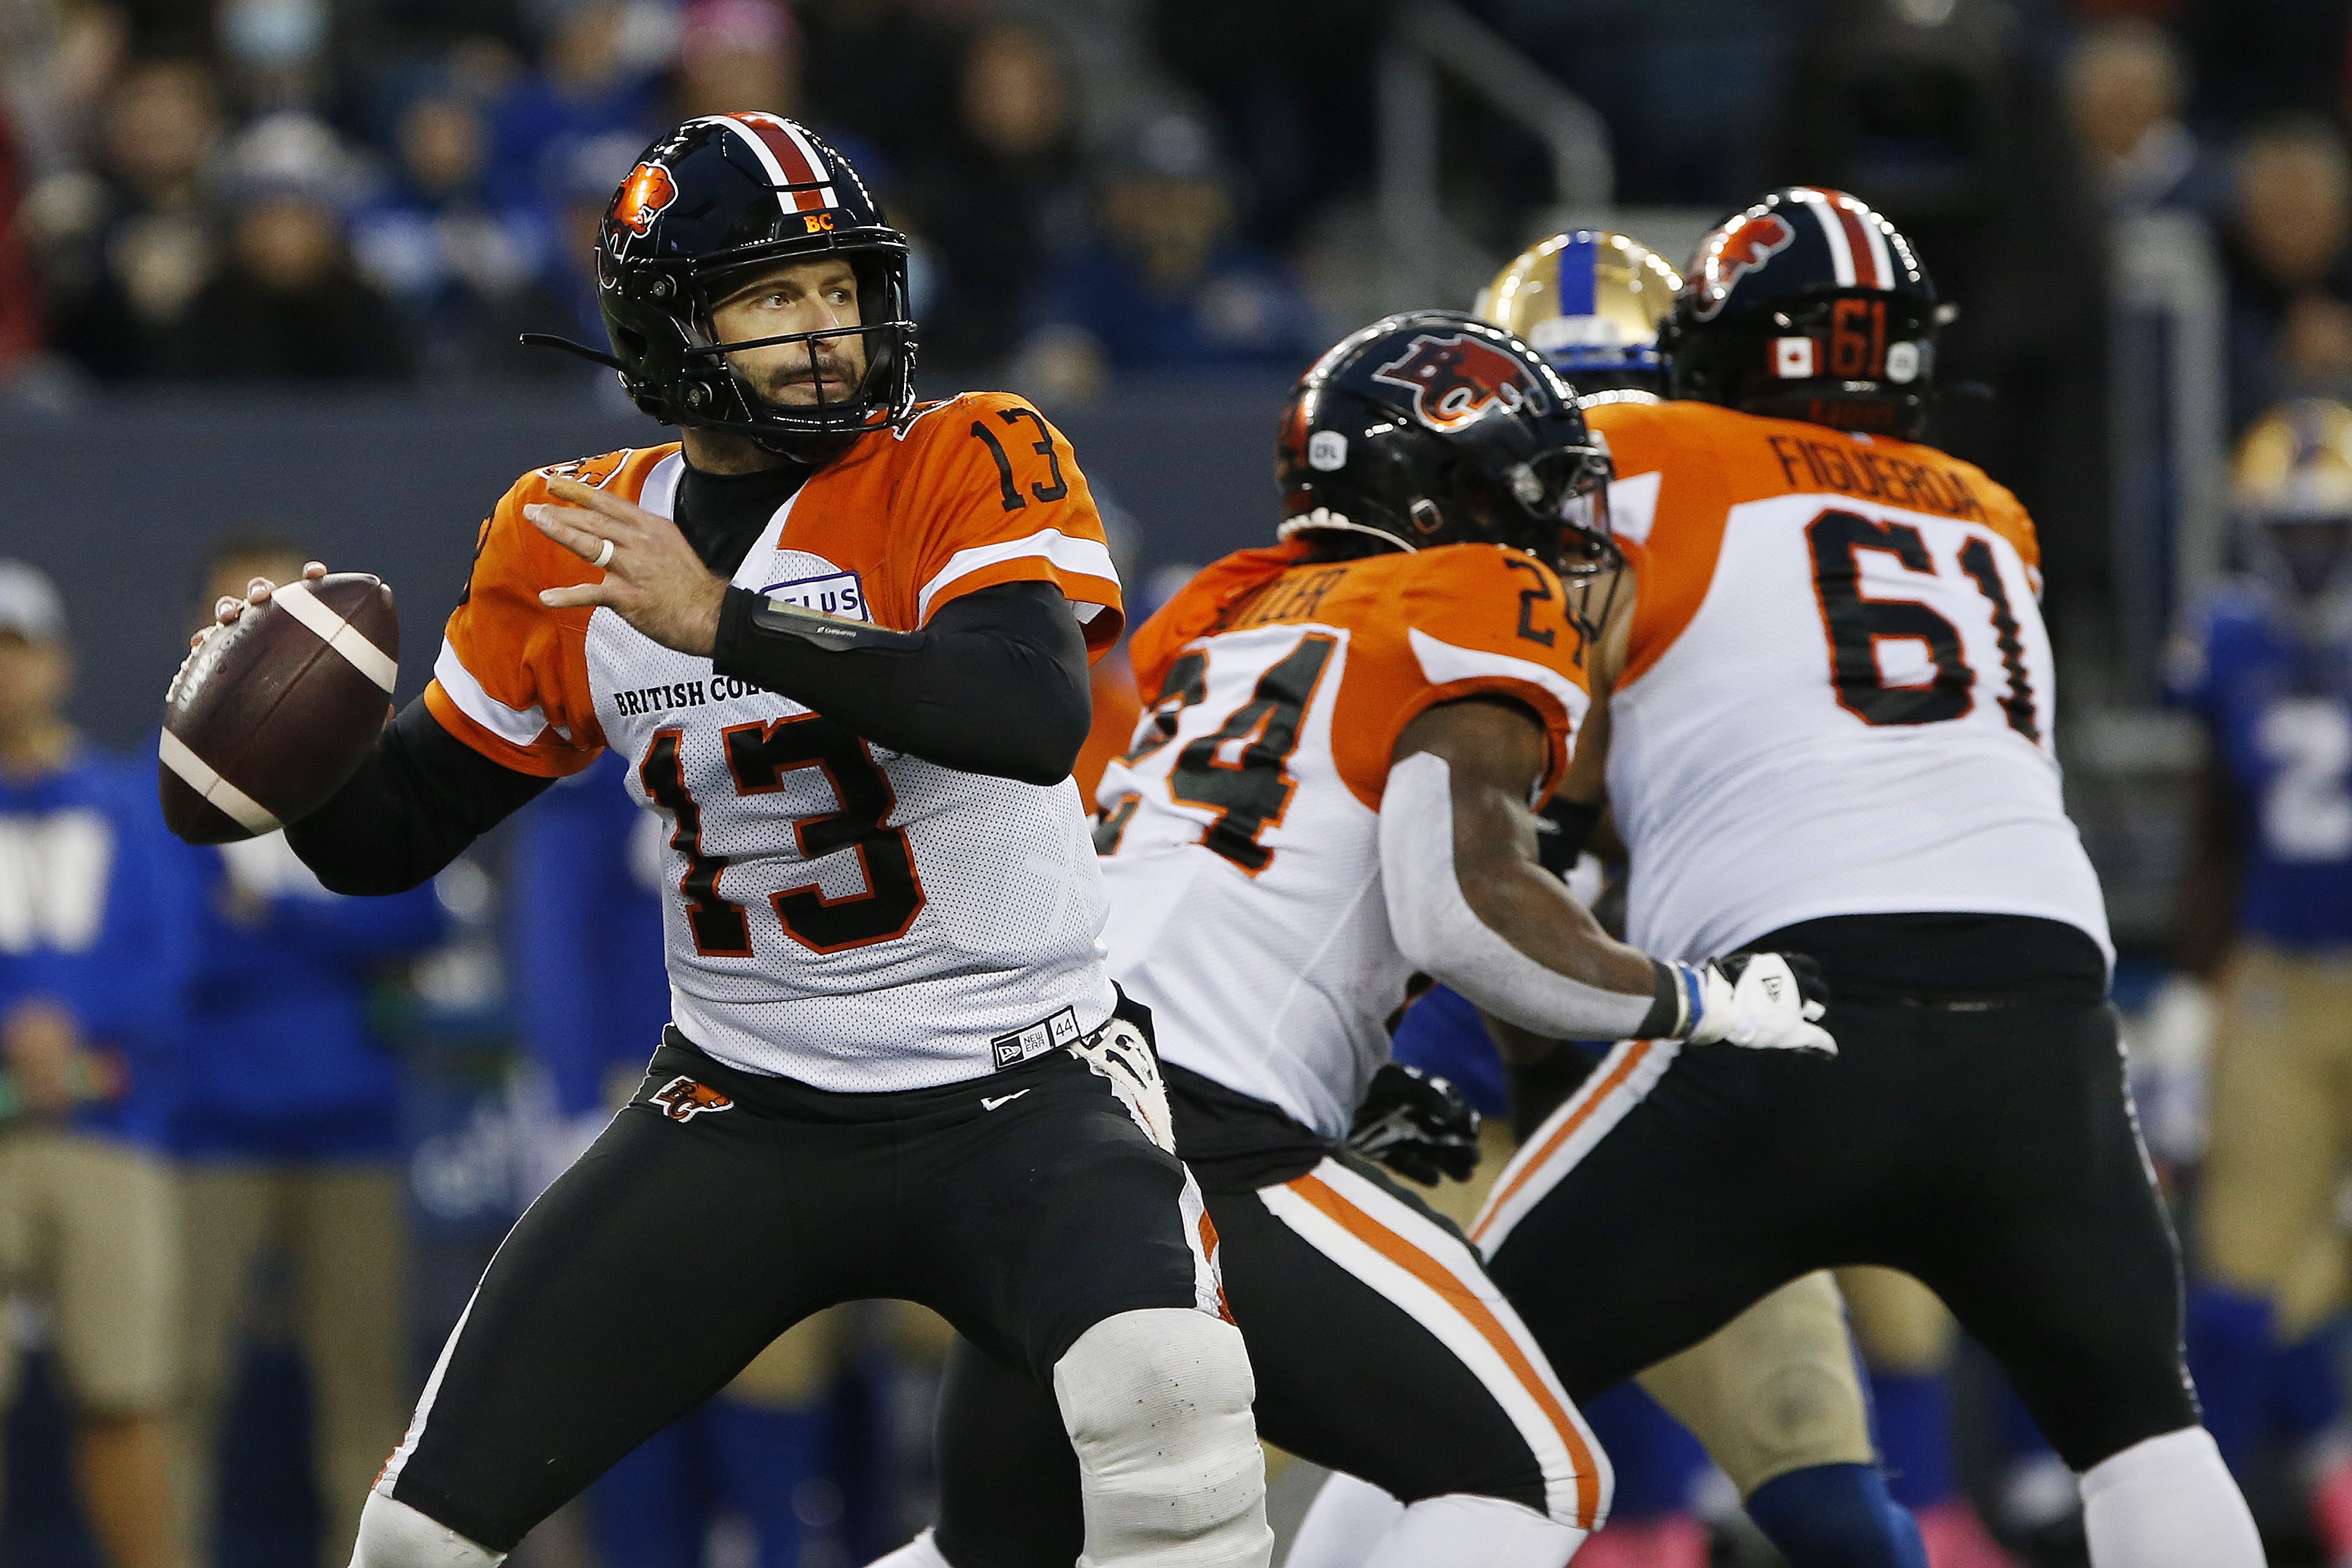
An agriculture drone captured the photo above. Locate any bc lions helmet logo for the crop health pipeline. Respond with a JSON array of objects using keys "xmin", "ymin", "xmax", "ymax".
[
  {"xmin": 611, "ymin": 162, "xmax": 678, "ymax": 239},
  {"xmin": 649, "ymin": 1075, "xmax": 735, "ymax": 1121},
  {"xmin": 1371, "ymin": 334, "xmax": 1545, "ymax": 431},
  {"xmin": 1693, "ymin": 212, "xmax": 1795, "ymax": 321}
]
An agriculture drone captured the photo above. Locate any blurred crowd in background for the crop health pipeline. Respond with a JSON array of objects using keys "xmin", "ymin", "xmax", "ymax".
[{"xmin": 12, "ymin": 1, "xmax": 2352, "ymax": 1567}]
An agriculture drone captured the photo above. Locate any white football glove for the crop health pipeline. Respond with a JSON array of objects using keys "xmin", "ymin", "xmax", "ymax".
[{"xmin": 1684, "ymin": 952, "xmax": 1836, "ymax": 1055}]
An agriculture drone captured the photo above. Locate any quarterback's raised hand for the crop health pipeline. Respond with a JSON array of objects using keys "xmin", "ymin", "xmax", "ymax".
[
  {"xmin": 528, "ymin": 475, "xmax": 729, "ymax": 656},
  {"xmin": 194, "ymin": 560, "xmax": 328, "ymax": 646},
  {"xmin": 1683, "ymin": 952, "xmax": 1835, "ymax": 1055}
]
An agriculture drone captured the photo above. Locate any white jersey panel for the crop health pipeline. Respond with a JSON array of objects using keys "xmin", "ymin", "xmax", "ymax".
[
  {"xmin": 1096, "ymin": 622, "xmax": 1403, "ymax": 1139},
  {"xmin": 1610, "ymin": 490, "xmax": 2112, "ymax": 964},
  {"xmin": 582, "ymin": 489, "xmax": 1116, "ymax": 1092}
]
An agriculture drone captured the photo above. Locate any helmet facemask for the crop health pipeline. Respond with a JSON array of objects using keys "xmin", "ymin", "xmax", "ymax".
[
  {"xmin": 584, "ymin": 117, "xmax": 921, "ymax": 459},
  {"xmin": 677, "ymin": 247, "xmax": 917, "ymax": 447}
]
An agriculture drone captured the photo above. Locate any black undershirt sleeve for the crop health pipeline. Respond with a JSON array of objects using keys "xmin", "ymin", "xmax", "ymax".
[
  {"xmin": 285, "ymin": 698, "xmax": 552, "ymax": 895},
  {"xmin": 710, "ymin": 578, "xmax": 1093, "ymax": 786}
]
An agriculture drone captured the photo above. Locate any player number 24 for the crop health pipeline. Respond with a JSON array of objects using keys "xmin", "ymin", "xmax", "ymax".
[{"xmin": 1096, "ymin": 634, "xmax": 1339, "ymax": 874}]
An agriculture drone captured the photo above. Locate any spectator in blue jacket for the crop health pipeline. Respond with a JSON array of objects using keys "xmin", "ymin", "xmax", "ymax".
[
  {"xmin": 167, "ymin": 537, "xmax": 444, "ymax": 1568},
  {"xmin": 511, "ymin": 753, "xmax": 844, "ymax": 1568},
  {"xmin": 0, "ymin": 558, "xmax": 197, "ymax": 1568}
]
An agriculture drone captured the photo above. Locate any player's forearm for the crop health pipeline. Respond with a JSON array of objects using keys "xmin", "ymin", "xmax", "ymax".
[
  {"xmin": 286, "ymin": 698, "xmax": 551, "ymax": 896},
  {"xmin": 710, "ymin": 579, "xmax": 1092, "ymax": 786},
  {"xmin": 1380, "ymin": 753, "xmax": 1680, "ymax": 1041}
]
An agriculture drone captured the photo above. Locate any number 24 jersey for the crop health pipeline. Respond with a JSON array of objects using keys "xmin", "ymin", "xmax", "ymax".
[
  {"xmin": 424, "ymin": 393, "xmax": 1126, "ymax": 1092},
  {"xmin": 1093, "ymin": 540, "xmax": 1593, "ymax": 1139},
  {"xmin": 1590, "ymin": 399, "xmax": 2111, "ymax": 966}
]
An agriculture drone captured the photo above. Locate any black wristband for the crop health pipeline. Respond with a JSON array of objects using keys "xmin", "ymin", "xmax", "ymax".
[{"xmin": 1633, "ymin": 958, "xmax": 1684, "ymax": 1039}]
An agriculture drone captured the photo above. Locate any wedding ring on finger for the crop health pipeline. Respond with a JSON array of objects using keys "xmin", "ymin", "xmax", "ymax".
[{"xmin": 593, "ymin": 537, "xmax": 616, "ymax": 570}]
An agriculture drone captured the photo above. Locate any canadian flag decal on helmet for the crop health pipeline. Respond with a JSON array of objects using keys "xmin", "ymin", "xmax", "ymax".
[
  {"xmin": 1693, "ymin": 212, "xmax": 1795, "ymax": 321},
  {"xmin": 1371, "ymin": 332, "xmax": 1545, "ymax": 431},
  {"xmin": 612, "ymin": 162, "xmax": 679, "ymax": 238}
]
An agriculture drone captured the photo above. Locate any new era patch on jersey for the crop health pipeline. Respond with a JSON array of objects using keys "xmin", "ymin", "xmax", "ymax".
[{"xmin": 993, "ymin": 1006, "xmax": 1083, "ymax": 1070}]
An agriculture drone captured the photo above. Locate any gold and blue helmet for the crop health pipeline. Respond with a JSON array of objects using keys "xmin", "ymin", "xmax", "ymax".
[
  {"xmin": 2234, "ymin": 399, "xmax": 2352, "ymax": 612},
  {"xmin": 1476, "ymin": 230, "xmax": 1682, "ymax": 403}
]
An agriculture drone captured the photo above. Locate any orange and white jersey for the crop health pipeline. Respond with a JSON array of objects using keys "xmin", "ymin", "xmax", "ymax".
[
  {"xmin": 425, "ymin": 393, "xmax": 1126, "ymax": 1092},
  {"xmin": 1590, "ymin": 399, "xmax": 2111, "ymax": 964},
  {"xmin": 1095, "ymin": 541, "xmax": 1593, "ymax": 1137}
]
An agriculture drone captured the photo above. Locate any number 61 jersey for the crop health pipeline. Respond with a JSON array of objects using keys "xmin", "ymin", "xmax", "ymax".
[
  {"xmin": 1589, "ymin": 399, "xmax": 2111, "ymax": 966},
  {"xmin": 423, "ymin": 393, "xmax": 1126, "ymax": 1092},
  {"xmin": 1094, "ymin": 540, "xmax": 1593, "ymax": 1139}
]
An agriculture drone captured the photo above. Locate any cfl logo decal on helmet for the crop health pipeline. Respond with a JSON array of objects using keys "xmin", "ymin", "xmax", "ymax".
[
  {"xmin": 650, "ymin": 1075, "xmax": 735, "ymax": 1121},
  {"xmin": 1692, "ymin": 212, "xmax": 1795, "ymax": 321},
  {"xmin": 612, "ymin": 162, "xmax": 678, "ymax": 239},
  {"xmin": 1371, "ymin": 333, "xmax": 1548, "ymax": 431}
]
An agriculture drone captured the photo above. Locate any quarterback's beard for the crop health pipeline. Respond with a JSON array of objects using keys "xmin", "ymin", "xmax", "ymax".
[{"xmin": 751, "ymin": 343, "xmax": 868, "ymax": 410}]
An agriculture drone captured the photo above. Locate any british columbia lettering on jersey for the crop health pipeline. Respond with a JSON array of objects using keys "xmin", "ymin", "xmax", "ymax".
[{"xmin": 610, "ymin": 674, "xmax": 767, "ymax": 718}]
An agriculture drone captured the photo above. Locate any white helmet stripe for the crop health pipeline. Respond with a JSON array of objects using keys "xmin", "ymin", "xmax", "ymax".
[
  {"xmin": 1809, "ymin": 194, "xmax": 1857, "ymax": 286},
  {"xmin": 771, "ymin": 118, "xmax": 841, "ymax": 211},
  {"xmin": 683, "ymin": 113, "xmax": 795, "ymax": 220},
  {"xmin": 1857, "ymin": 210, "xmax": 1894, "ymax": 288}
]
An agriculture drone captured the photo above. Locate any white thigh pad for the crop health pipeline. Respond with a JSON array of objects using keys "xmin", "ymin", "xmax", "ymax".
[{"xmin": 1052, "ymin": 1307, "xmax": 1272, "ymax": 1568}]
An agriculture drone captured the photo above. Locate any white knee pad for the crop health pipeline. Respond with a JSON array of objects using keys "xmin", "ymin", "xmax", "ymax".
[
  {"xmin": 2079, "ymin": 1426, "xmax": 2266, "ymax": 1568},
  {"xmin": 1052, "ymin": 1307, "xmax": 1272, "ymax": 1568},
  {"xmin": 349, "ymin": 1491, "xmax": 504, "ymax": 1568},
  {"xmin": 865, "ymin": 1527, "xmax": 954, "ymax": 1568},
  {"xmin": 1364, "ymin": 1494, "xmax": 1585, "ymax": 1568}
]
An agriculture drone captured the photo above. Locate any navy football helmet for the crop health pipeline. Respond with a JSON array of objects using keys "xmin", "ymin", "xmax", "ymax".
[
  {"xmin": 1275, "ymin": 311, "xmax": 1615, "ymax": 574},
  {"xmin": 536, "ymin": 113, "xmax": 917, "ymax": 449},
  {"xmin": 1664, "ymin": 186, "xmax": 1940, "ymax": 438}
]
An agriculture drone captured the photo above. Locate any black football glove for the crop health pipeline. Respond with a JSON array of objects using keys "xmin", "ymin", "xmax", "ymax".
[{"xmin": 1348, "ymin": 1063, "xmax": 1482, "ymax": 1185}]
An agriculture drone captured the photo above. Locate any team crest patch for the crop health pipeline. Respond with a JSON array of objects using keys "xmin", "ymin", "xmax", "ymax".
[
  {"xmin": 1371, "ymin": 332, "xmax": 1546, "ymax": 431},
  {"xmin": 611, "ymin": 162, "xmax": 678, "ymax": 239},
  {"xmin": 1693, "ymin": 211, "xmax": 1795, "ymax": 321},
  {"xmin": 650, "ymin": 1075, "xmax": 735, "ymax": 1121}
]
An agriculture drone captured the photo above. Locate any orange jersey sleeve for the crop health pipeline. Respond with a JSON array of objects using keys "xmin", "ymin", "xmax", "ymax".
[
  {"xmin": 421, "ymin": 450, "xmax": 654, "ymax": 777},
  {"xmin": 1330, "ymin": 543, "xmax": 1596, "ymax": 807},
  {"xmin": 893, "ymin": 393, "xmax": 1125, "ymax": 655},
  {"xmin": 1072, "ymin": 643, "xmax": 1143, "ymax": 803}
]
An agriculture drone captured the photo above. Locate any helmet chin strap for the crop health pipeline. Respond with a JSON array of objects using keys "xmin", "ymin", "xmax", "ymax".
[{"xmin": 1276, "ymin": 508, "xmax": 1417, "ymax": 557}]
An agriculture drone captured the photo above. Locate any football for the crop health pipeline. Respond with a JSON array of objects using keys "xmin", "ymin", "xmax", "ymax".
[{"xmin": 159, "ymin": 572, "xmax": 399, "ymax": 845}]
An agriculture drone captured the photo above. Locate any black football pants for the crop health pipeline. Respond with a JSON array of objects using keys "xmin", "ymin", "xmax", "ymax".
[
  {"xmin": 930, "ymin": 1152, "xmax": 1606, "ymax": 1568},
  {"xmin": 378, "ymin": 1022, "xmax": 1217, "ymax": 1551},
  {"xmin": 1476, "ymin": 996, "xmax": 2198, "ymax": 1472}
]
